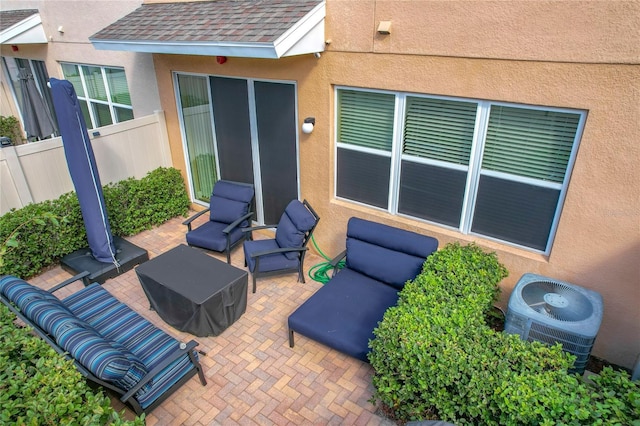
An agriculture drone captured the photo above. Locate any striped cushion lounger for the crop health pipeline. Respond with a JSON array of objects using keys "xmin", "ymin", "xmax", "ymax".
[{"xmin": 0, "ymin": 272, "xmax": 207, "ymax": 415}]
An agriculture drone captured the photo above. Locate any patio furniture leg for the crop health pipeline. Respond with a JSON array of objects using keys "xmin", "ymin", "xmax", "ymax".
[{"xmin": 289, "ymin": 329, "xmax": 295, "ymax": 348}]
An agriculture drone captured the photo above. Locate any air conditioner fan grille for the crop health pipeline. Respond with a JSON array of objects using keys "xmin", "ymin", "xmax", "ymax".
[{"xmin": 521, "ymin": 280, "xmax": 593, "ymax": 322}]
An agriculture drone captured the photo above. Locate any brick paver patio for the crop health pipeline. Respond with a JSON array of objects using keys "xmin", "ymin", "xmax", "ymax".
[{"xmin": 28, "ymin": 214, "xmax": 395, "ymax": 426}]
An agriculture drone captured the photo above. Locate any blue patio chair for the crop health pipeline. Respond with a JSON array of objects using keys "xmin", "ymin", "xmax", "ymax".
[
  {"xmin": 183, "ymin": 180, "xmax": 254, "ymax": 263},
  {"xmin": 243, "ymin": 200, "xmax": 319, "ymax": 293}
]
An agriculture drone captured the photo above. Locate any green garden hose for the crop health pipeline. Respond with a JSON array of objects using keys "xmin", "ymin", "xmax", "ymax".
[{"xmin": 308, "ymin": 234, "xmax": 345, "ymax": 284}]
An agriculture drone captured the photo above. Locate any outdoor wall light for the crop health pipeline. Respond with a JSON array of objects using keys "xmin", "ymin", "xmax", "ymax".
[{"xmin": 302, "ymin": 117, "xmax": 315, "ymax": 134}]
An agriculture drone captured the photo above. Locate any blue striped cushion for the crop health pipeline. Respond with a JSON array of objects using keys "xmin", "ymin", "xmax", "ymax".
[
  {"xmin": 55, "ymin": 321, "xmax": 149, "ymax": 390},
  {"xmin": 62, "ymin": 283, "xmax": 199, "ymax": 409},
  {"xmin": 56, "ymin": 324, "xmax": 133, "ymax": 381},
  {"xmin": 0, "ymin": 276, "xmax": 72, "ymax": 313},
  {"xmin": 22, "ymin": 299, "xmax": 79, "ymax": 336},
  {"xmin": 0, "ymin": 276, "xmax": 80, "ymax": 335}
]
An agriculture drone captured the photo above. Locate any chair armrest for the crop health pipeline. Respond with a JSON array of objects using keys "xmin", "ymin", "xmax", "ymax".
[
  {"xmin": 121, "ymin": 340, "xmax": 200, "ymax": 402},
  {"xmin": 329, "ymin": 250, "xmax": 347, "ymax": 277},
  {"xmin": 241, "ymin": 224, "xmax": 277, "ymax": 234},
  {"xmin": 249, "ymin": 246, "xmax": 308, "ymax": 258},
  {"xmin": 329, "ymin": 250, "xmax": 347, "ymax": 267},
  {"xmin": 47, "ymin": 271, "xmax": 91, "ymax": 293},
  {"xmin": 182, "ymin": 208, "xmax": 210, "ymax": 231},
  {"xmin": 222, "ymin": 211, "xmax": 254, "ymax": 234}
]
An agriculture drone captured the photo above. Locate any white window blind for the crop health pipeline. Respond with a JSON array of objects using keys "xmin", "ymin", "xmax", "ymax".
[
  {"xmin": 483, "ymin": 106, "xmax": 580, "ymax": 183},
  {"xmin": 403, "ymin": 97, "xmax": 477, "ymax": 165},
  {"xmin": 338, "ymin": 89, "xmax": 395, "ymax": 151}
]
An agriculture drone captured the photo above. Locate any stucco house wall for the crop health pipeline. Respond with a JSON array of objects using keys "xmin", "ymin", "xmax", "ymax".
[{"xmin": 153, "ymin": 1, "xmax": 639, "ymax": 369}]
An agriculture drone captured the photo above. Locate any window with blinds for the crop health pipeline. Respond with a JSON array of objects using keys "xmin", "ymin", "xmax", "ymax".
[
  {"xmin": 472, "ymin": 105, "xmax": 582, "ymax": 251},
  {"xmin": 402, "ymin": 97, "xmax": 477, "ymax": 164},
  {"xmin": 398, "ymin": 97, "xmax": 478, "ymax": 225},
  {"xmin": 335, "ymin": 86, "xmax": 585, "ymax": 254},
  {"xmin": 61, "ymin": 63, "xmax": 133, "ymax": 130},
  {"xmin": 337, "ymin": 89, "xmax": 395, "ymax": 151},
  {"xmin": 336, "ymin": 89, "xmax": 395, "ymax": 208}
]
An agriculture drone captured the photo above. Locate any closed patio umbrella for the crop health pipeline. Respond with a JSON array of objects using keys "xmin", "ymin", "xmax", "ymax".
[
  {"xmin": 18, "ymin": 68, "xmax": 56, "ymax": 140},
  {"xmin": 49, "ymin": 77, "xmax": 118, "ymax": 265}
]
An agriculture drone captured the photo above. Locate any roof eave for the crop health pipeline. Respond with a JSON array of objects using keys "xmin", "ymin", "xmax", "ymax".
[
  {"xmin": 89, "ymin": 39, "xmax": 282, "ymax": 59},
  {"xmin": 274, "ymin": 1, "xmax": 325, "ymax": 57},
  {"xmin": 0, "ymin": 13, "xmax": 47, "ymax": 44}
]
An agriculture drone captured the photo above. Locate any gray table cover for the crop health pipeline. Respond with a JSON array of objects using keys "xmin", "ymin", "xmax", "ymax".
[{"xmin": 135, "ymin": 244, "xmax": 248, "ymax": 337}]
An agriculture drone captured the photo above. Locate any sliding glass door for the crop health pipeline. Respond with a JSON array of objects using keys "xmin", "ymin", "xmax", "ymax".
[{"xmin": 176, "ymin": 73, "xmax": 299, "ymax": 224}]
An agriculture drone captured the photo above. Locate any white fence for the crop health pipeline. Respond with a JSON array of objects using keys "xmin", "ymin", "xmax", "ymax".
[{"xmin": 0, "ymin": 111, "xmax": 172, "ymax": 215}]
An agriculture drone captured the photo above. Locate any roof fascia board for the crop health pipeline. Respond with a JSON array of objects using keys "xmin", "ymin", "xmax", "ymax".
[
  {"xmin": 0, "ymin": 14, "xmax": 47, "ymax": 44},
  {"xmin": 90, "ymin": 39, "xmax": 281, "ymax": 59},
  {"xmin": 275, "ymin": 1, "xmax": 325, "ymax": 57}
]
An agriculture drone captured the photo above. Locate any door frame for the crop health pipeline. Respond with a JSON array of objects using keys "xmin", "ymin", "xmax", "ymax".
[{"xmin": 174, "ymin": 71, "xmax": 301, "ymax": 224}]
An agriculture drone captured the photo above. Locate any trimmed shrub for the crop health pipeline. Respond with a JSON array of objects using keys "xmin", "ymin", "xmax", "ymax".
[
  {"xmin": 0, "ymin": 115, "xmax": 24, "ymax": 145},
  {"xmin": 0, "ymin": 167, "xmax": 189, "ymax": 278},
  {"xmin": 0, "ymin": 304, "xmax": 143, "ymax": 425},
  {"xmin": 369, "ymin": 242, "xmax": 639, "ymax": 425}
]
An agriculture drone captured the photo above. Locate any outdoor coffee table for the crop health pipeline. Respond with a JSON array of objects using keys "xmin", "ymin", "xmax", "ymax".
[{"xmin": 135, "ymin": 244, "xmax": 248, "ymax": 337}]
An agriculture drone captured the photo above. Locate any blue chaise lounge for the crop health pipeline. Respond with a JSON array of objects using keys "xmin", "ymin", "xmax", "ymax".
[{"xmin": 287, "ymin": 217, "xmax": 438, "ymax": 361}]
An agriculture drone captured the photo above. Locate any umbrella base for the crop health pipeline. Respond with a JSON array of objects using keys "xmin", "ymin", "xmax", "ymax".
[{"xmin": 61, "ymin": 236, "xmax": 149, "ymax": 285}]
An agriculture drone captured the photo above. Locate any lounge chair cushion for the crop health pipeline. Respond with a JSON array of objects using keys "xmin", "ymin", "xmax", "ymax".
[
  {"xmin": 62, "ymin": 283, "xmax": 199, "ymax": 409},
  {"xmin": 55, "ymin": 321, "xmax": 148, "ymax": 390},
  {"xmin": 288, "ymin": 217, "xmax": 439, "ymax": 361},
  {"xmin": 288, "ymin": 268, "xmax": 400, "ymax": 361},
  {"xmin": 345, "ymin": 218, "xmax": 438, "ymax": 289}
]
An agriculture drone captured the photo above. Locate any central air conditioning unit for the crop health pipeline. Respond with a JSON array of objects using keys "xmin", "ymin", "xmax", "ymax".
[{"xmin": 504, "ymin": 273, "xmax": 604, "ymax": 374}]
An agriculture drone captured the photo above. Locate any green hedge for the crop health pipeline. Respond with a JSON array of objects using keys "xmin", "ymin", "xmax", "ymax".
[
  {"xmin": 0, "ymin": 167, "xmax": 189, "ymax": 278},
  {"xmin": 0, "ymin": 304, "xmax": 143, "ymax": 425},
  {"xmin": 369, "ymin": 242, "xmax": 640, "ymax": 425}
]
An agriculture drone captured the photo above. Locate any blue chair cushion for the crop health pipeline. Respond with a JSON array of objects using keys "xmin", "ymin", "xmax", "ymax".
[
  {"xmin": 209, "ymin": 196, "xmax": 249, "ymax": 225},
  {"xmin": 345, "ymin": 218, "xmax": 439, "ymax": 289},
  {"xmin": 212, "ymin": 180, "xmax": 254, "ymax": 203},
  {"xmin": 55, "ymin": 321, "xmax": 148, "ymax": 390},
  {"xmin": 288, "ymin": 268, "xmax": 400, "ymax": 361},
  {"xmin": 186, "ymin": 220, "xmax": 244, "ymax": 252},
  {"xmin": 244, "ymin": 239, "xmax": 300, "ymax": 273},
  {"xmin": 275, "ymin": 200, "xmax": 317, "ymax": 260},
  {"xmin": 208, "ymin": 180, "xmax": 253, "ymax": 225}
]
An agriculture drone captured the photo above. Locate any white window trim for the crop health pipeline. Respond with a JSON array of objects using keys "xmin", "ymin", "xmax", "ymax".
[
  {"xmin": 334, "ymin": 86, "xmax": 587, "ymax": 255},
  {"xmin": 60, "ymin": 62, "xmax": 133, "ymax": 129}
]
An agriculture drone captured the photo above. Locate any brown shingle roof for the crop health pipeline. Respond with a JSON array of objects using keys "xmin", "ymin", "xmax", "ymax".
[
  {"xmin": 0, "ymin": 9, "xmax": 38, "ymax": 32},
  {"xmin": 91, "ymin": 0, "xmax": 321, "ymax": 44}
]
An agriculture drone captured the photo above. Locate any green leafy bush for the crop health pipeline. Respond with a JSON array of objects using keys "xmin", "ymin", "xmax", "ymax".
[
  {"xmin": 0, "ymin": 115, "xmax": 24, "ymax": 145},
  {"xmin": 0, "ymin": 304, "xmax": 143, "ymax": 425},
  {"xmin": 369, "ymin": 242, "xmax": 639, "ymax": 425},
  {"xmin": 0, "ymin": 167, "xmax": 189, "ymax": 278},
  {"xmin": 104, "ymin": 166, "xmax": 190, "ymax": 236}
]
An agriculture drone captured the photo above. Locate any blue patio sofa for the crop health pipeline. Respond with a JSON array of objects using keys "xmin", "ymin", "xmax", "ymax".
[
  {"xmin": 0, "ymin": 273, "xmax": 206, "ymax": 415},
  {"xmin": 288, "ymin": 217, "xmax": 438, "ymax": 361}
]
